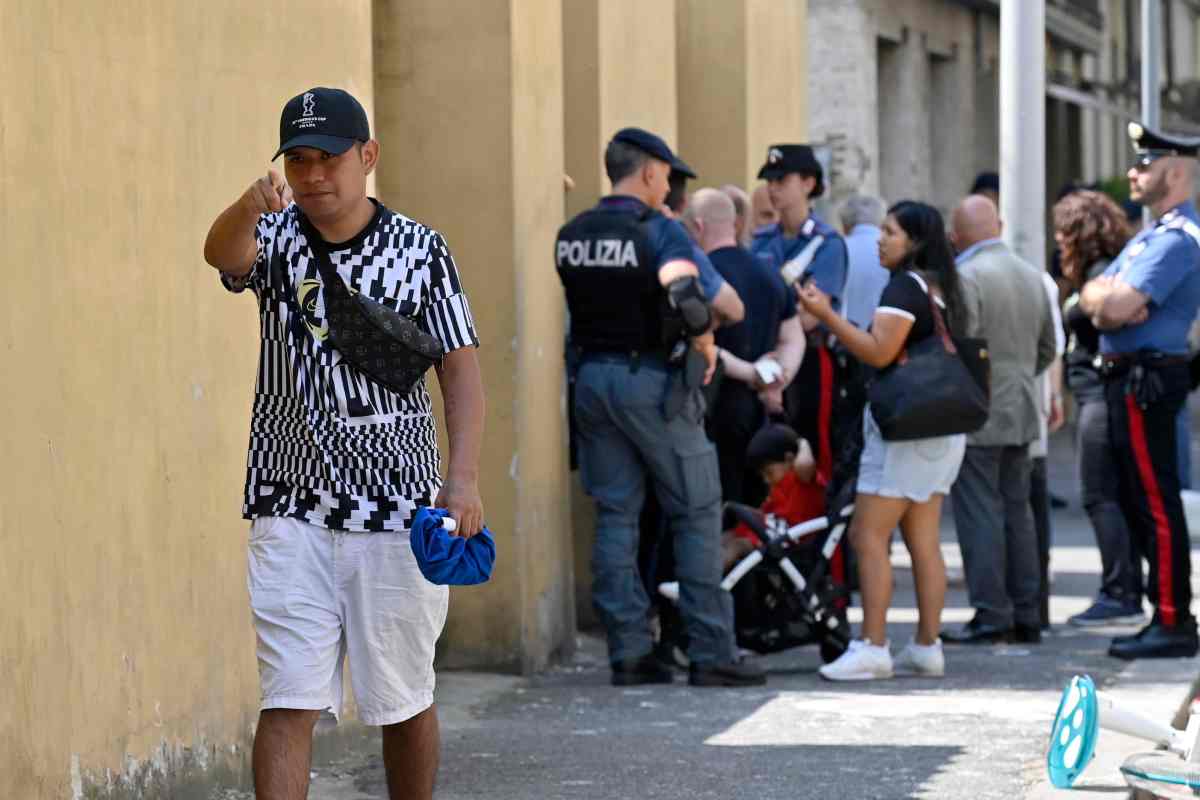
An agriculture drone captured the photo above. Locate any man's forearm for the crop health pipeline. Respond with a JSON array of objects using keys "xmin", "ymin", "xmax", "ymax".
[
  {"xmin": 437, "ymin": 348, "xmax": 486, "ymax": 481},
  {"xmin": 773, "ymin": 317, "xmax": 805, "ymax": 385},
  {"xmin": 204, "ymin": 197, "xmax": 260, "ymax": 276}
]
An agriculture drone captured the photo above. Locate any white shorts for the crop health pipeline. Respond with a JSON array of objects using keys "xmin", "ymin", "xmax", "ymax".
[{"xmin": 247, "ymin": 516, "xmax": 449, "ymax": 727}]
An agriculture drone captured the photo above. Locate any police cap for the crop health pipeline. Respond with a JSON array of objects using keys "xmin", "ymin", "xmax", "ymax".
[
  {"xmin": 611, "ymin": 127, "xmax": 694, "ymax": 176},
  {"xmin": 757, "ymin": 144, "xmax": 824, "ymax": 197},
  {"xmin": 1129, "ymin": 121, "xmax": 1200, "ymax": 166}
]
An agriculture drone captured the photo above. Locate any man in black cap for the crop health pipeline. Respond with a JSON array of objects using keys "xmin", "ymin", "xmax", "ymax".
[
  {"xmin": 204, "ymin": 87, "xmax": 485, "ymax": 799},
  {"xmin": 1079, "ymin": 121, "xmax": 1200, "ymax": 659},
  {"xmin": 555, "ymin": 126, "xmax": 765, "ymax": 688},
  {"xmin": 750, "ymin": 144, "xmax": 850, "ymax": 573}
]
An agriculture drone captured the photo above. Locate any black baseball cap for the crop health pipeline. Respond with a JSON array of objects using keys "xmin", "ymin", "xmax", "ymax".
[
  {"xmin": 273, "ymin": 87, "xmax": 371, "ymax": 161},
  {"xmin": 757, "ymin": 144, "xmax": 824, "ymax": 197},
  {"xmin": 611, "ymin": 127, "xmax": 694, "ymax": 175}
]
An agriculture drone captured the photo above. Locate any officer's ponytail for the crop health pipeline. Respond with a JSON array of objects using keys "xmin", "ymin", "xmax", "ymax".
[{"xmin": 888, "ymin": 200, "xmax": 967, "ymax": 337}]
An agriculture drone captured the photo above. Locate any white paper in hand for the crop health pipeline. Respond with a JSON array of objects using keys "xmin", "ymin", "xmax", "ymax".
[
  {"xmin": 754, "ymin": 357, "xmax": 784, "ymax": 386},
  {"xmin": 779, "ymin": 235, "xmax": 825, "ymax": 285}
]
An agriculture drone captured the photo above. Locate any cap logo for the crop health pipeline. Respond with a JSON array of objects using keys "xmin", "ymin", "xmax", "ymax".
[
  {"xmin": 768, "ymin": 147, "xmax": 783, "ymax": 164},
  {"xmin": 302, "ymin": 92, "xmax": 316, "ymax": 118}
]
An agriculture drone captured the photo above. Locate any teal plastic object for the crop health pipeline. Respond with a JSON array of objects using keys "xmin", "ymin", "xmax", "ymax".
[{"xmin": 1047, "ymin": 675, "xmax": 1100, "ymax": 788}]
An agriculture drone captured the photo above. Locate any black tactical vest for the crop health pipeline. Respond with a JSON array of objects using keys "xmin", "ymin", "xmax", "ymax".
[{"xmin": 555, "ymin": 205, "xmax": 676, "ymax": 353}]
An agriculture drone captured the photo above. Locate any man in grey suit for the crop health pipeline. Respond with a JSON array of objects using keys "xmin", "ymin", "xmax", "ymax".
[{"xmin": 943, "ymin": 195, "xmax": 1057, "ymax": 645}]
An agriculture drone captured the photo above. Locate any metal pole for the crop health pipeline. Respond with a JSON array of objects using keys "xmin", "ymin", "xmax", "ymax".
[
  {"xmin": 1142, "ymin": 0, "xmax": 1161, "ymax": 130},
  {"xmin": 1142, "ymin": 0, "xmax": 1161, "ymax": 226},
  {"xmin": 999, "ymin": 0, "xmax": 1046, "ymax": 267}
]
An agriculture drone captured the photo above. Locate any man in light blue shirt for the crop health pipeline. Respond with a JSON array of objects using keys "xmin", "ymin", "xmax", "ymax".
[{"xmin": 837, "ymin": 194, "xmax": 890, "ymax": 330}]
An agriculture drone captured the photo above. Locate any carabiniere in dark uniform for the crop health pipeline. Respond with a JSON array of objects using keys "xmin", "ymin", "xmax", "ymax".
[
  {"xmin": 1081, "ymin": 121, "xmax": 1200, "ymax": 659},
  {"xmin": 556, "ymin": 127, "xmax": 765, "ymax": 688}
]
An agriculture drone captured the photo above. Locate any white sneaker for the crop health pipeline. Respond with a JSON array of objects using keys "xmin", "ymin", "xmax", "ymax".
[
  {"xmin": 818, "ymin": 639, "xmax": 893, "ymax": 681},
  {"xmin": 894, "ymin": 638, "xmax": 945, "ymax": 677}
]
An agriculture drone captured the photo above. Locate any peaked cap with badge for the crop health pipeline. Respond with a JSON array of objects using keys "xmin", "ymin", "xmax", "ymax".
[
  {"xmin": 1129, "ymin": 121, "xmax": 1200, "ymax": 166},
  {"xmin": 610, "ymin": 127, "xmax": 695, "ymax": 178},
  {"xmin": 756, "ymin": 144, "xmax": 824, "ymax": 197}
]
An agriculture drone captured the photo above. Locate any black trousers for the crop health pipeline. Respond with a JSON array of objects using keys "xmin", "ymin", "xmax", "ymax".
[
  {"xmin": 1077, "ymin": 398, "xmax": 1143, "ymax": 603},
  {"xmin": 707, "ymin": 382, "xmax": 767, "ymax": 507},
  {"xmin": 1030, "ymin": 456, "xmax": 1052, "ymax": 627},
  {"xmin": 1106, "ymin": 364, "xmax": 1194, "ymax": 628}
]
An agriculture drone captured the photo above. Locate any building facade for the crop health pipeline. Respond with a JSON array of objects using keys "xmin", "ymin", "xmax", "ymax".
[{"xmin": 807, "ymin": 0, "xmax": 1200, "ymax": 244}]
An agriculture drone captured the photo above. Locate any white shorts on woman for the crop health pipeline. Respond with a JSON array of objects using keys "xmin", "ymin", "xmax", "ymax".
[{"xmin": 857, "ymin": 405, "xmax": 967, "ymax": 501}]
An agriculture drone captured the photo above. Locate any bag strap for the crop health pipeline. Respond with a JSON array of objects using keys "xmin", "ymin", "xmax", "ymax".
[
  {"xmin": 927, "ymin": 292, "xmax": 957, "ymax": 354},
  {"xmin": 909, "ymin": 271, "xmax": 957, "ymax": 355}
]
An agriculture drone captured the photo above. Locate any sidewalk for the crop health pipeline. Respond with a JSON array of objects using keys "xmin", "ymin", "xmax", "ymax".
[{"xmin": 269, "ymin": 421, "xmax": 1200, "ymax": 800}]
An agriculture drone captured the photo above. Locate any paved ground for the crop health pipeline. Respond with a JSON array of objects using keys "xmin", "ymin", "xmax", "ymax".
[{"xmin": 253, "ymin": 423, "xmax": 1200, "ymax": 800}]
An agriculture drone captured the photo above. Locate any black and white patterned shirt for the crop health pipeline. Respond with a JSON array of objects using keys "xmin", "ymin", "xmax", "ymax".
[{"xmin": 221, "ymin": 201, "xmax": 479, "ymax": 532}]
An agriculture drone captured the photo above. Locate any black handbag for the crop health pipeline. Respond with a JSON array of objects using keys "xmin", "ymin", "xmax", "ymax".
[
  {"xmin": 868, "ymin": 293, "xmax": 990, "ymax": 441},
  {"xmin": 307, "ymin": 241, "xmax": 444, "ymax": 397}
]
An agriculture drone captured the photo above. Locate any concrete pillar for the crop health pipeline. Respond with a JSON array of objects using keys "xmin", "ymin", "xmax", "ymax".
[
  {"xmin": 561, "ymin": 0, "xmax": 678, "ymax": 627},
  {"xmin": 878, "ymin": 27, "xmax": 932, "ymax": 207},
  {"xmin": 929, "ymin": 44, "xmax": 975, "ymax": 218},
  {"xmin": 374, "ymin": 0, "xmax": 573, "ymax": 673},
  {"xmin": 805, "ymin": 0, "xmax": 876, "ymax": 198},
  {"xmin": 1081, "ymin": 53, "xmax": 1101, "ymax": 184},
  {"xmin": 675, "ymin": 0, "xmax": 809, "ymax": 191},
  {"xmin": 1000, "ymin": 0, "xmax": 1046, "ymax": 267},
  {"xmin": 563, "ymin": 0, "xmax": 678, "ymax": 220}
]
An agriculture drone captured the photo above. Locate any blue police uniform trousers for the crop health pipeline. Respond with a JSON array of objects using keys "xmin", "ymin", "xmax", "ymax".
[{"xmin": 574, "ymin": 355, "xmax": 735, "ymax": 665}]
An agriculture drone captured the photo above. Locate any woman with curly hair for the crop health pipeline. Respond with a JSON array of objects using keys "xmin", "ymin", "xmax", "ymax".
[{"xmin": 1055, "ymin": 190, "xmax": 1145, "ymax": 627}]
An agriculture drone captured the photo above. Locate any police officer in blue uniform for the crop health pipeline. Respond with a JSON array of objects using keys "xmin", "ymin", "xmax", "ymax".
[
  {"xmin": 751, "ymin": 144, "xmax": 852, "ymax": 591},
  {"xmin": 751, "ymin": 145, "xmax": 850, "ymax": 474},
  {"xmin": 1080, "ymin": 122, "xmax": 1200, "ymax": 659},
  {"xmin": 556, "ymin": 128, "xmax": 765, "ymax": 687}
]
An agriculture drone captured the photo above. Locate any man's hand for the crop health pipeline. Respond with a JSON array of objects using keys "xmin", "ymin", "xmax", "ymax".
[
  {"xmin": 758, "ymin": 384, "xmax": 785, "ymax": 416},
  {"xmin": 241, "ymin": 169, "xmax": 293, "ymax": 216},
  {"xmin": 692, "ymin": 331, "xmax": 718, "ymax": 385},
  {"xmin": 435, "ymin": 477, "xmax": 484, "ymax": 538},
  {"xmin": 1048, "ymin": 394, "xmax": 1065, "ymax": 433}
]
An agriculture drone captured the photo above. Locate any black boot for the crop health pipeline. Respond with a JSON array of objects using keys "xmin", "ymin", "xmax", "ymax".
[
  {"xmin": 611, "ymin": 653, "xmax": 674, "ymax": 686},
  {"xmin": 689, "ymin": 656, "xmax": 767, "ymax": 687},
  {"xmin": 1108, "ymin": 623, "xmax": 1199, "ymax": 660}
]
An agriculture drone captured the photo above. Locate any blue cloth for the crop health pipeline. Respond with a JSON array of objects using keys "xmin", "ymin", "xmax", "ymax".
[
  {"xmin": 750, "ymin": 214, "xmax": 848, "ymax": 311},
  {"xmin": 1100, "ymin": 200, "xmax": 1200, "ymax": 355},
  {"xmin": 707, "ymin": 245, "xmax": 795, "ymax": 360},
  {"xmin": 955, "ymin": 236, "xmax": 1004, "ymax": 267},
  {"xmin": 409, "ymin": 507, "xmax": 496, "ymax": 585},
  {"xmin": 841, "ymin": 224, "xmax": 890, "ymax": 329}
]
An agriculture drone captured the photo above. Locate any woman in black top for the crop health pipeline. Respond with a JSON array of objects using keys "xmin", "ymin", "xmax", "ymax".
[
  {"xmin": 1054, "ymin": 190, "xmax": 1144, "ymax": 626},
  {"xmin": 800, "ymin": 201, "xmax": 967, "ymax": 681}
]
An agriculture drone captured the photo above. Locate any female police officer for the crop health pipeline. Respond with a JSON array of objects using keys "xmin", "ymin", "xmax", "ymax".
[{"xmin": 556, "ymin": 128, "xmax": 765, "ymax": 687}]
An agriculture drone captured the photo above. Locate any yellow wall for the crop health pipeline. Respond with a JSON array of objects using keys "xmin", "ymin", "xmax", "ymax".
[
  {"xmin": 374, "ymin": 0, "xmax": 572, "ymax": 672},
  {"xmin": 563, "ymin": 0, "xmax": 679, "ymax": 220},
  {"xmin": 677, "ymin": 0, "xmax": 809, "ymax": 190},
  {"xmin": 0, "ymin": 2, "xmax": 373, "ymax": 797}
]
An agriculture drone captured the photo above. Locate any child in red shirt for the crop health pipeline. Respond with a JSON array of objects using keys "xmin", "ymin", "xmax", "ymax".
[{"xmin": 723, "ymin": 423, "xmax": 827, "ymax": 570}]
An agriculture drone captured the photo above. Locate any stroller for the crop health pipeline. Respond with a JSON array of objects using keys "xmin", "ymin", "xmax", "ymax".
[
  {"xmin": 656, "ymin": 418, "xmax": 864, "ymax": 665},
  {"xmin": 718, "ymin": 476, "xmax": 856, "ymax": 663},
  {"xmin": 658, "ymin": 344, "xmax": 868, "ymax": 665}
]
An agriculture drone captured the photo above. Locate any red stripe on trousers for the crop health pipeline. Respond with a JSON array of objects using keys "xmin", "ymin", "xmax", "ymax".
[
  {"xmin": 817, "ymin": 345, "xmax": 845, "ymax": 593},
  {"xmin": 1125, "ymin": 393, "xmax": 1177, "ymax": 626}
]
